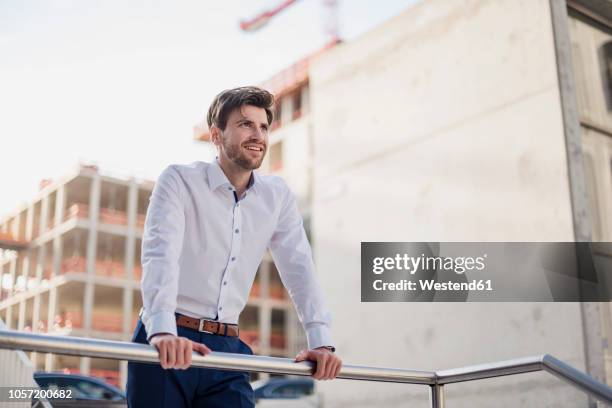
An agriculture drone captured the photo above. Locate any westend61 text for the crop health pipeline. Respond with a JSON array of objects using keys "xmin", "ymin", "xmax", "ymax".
[{"xmin": 373, "ymin": 279, "xmax": 493, "ymax": 291}]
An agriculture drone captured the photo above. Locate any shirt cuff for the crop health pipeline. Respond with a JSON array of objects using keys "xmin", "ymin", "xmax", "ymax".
[
  {"xmin": 144, "ymin": 311, "xmax": 177, "ymax": 341},
  {"xmin": 305, "ymin": 323, "xmax": 334, "ymax": 350}
]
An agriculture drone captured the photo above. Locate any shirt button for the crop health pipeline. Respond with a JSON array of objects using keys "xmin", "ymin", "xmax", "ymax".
[
  {"xmin": 223, "ymin": 281, "xmax": 227, "ymax": 285},
  {"xmin": 219, "ymin": 306, "xmax": 223, "ymax": 311},
  {"xmin": 227, "ymin": 186, "xmax": 232, "ymax": 191},
  {"xmin": 235, "ymin": 228, "xmax": 239, "ymax": 233},
  {"xmin": 236, "ymin": 203, "xmax": 240, "ymax": 207},
  {"xmin": 231, "ymin": 256, "xmax": 236, "ymax": 261}
]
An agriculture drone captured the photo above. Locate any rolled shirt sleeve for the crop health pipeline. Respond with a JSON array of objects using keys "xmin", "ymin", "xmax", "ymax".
[
  {"xmin": 140, "ymin": 165, "xmax": 185, "ymax": 340},
  {"xmin": 268, "ymin": 181, "xmax": 334, "ymax": 350}
]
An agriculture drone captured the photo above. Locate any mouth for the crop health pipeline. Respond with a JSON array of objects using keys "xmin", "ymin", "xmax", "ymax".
[{"xmin": 243, "ymin": 144, "xmax": 265, "ymax": 154}]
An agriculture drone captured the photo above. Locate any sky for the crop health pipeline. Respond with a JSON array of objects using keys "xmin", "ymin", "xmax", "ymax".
[{"xmin": 0, "ymin": 0, "xmax": 420, "ymax": 217}]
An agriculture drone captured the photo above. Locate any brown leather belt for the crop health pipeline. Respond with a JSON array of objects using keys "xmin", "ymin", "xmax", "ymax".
[{"xmin": 176, "ymin": 314, "xmax": 239, "ymax": 337}]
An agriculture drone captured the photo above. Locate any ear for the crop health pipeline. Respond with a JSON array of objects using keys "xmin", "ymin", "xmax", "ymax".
[{"xmin": 210, "ymin": 125, "xmax": 222, "ymax": 148}]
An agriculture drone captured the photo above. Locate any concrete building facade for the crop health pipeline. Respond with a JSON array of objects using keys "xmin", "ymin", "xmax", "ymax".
[{"xmin": 305, "ymin": 0, "xmax": 611, "ymax": 406}]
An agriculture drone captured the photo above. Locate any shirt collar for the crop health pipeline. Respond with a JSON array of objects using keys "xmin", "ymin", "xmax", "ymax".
[
  {"xmin": 207, "ymin": 158, "xmax": 259, "ymax": 195},
  {"xmin": 247, "ymin": 171, "xmax": 260, "ymax": 195}
]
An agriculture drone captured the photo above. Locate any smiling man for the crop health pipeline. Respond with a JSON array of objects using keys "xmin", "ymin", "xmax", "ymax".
[{"xmin": 127, "ymin": 86, "xmax": 341, "ymax": 407}]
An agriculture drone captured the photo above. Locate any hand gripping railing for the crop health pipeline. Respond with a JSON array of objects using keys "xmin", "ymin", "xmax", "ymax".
[{"xmin": 0, "ymin": 329, "xmax": 610, "ymax": 407}]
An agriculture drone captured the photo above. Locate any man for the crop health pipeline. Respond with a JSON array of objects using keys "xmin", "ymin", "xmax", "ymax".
[{"xmin": 127, "ymin": 86, "xmax": 341, "ymax": 407}]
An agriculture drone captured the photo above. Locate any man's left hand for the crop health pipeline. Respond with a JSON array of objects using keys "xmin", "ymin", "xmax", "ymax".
[{"xmin": 294, "ymin": 347, "xmax": 342, "ymax": 380}]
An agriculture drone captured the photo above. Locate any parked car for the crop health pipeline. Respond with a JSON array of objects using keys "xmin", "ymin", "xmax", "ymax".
[
  {"xmin": 251, "ymin": 377, "xmax": 321, "ymax": 407},
  {"xmin": 33, "ymin": 372, "xmax": 126, "ymax": 407}
]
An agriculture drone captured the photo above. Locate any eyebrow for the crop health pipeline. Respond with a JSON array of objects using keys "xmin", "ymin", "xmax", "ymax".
[{"xmin": 236, "ymin": 118, "xmax": 268, "ymax": 129}]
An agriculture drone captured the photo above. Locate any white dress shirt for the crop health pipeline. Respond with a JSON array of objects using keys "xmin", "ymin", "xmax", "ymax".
[{"xmin": 140, "ymin": 159, "xmax": 333, "ymax": 350}]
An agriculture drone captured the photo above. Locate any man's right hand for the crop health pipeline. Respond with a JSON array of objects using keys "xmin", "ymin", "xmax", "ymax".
[{"xmin": 149, "ymin": 333, "xmax": 211, "ymax": 370}]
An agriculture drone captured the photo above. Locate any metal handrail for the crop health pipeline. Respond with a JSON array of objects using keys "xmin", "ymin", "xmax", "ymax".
[{"xmin": 0, "ymin": 329, "xmax": 610, "ymax": 407}]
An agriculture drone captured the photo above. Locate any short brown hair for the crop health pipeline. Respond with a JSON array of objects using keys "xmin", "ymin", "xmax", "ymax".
[{"xmin": 207, "ymin": 86, "xmax": 274, "ymax": 131}]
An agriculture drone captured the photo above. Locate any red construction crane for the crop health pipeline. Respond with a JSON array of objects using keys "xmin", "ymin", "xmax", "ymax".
[{"xmin": 240, "ymin": 0, "xmax": 339, "ymax": 41}]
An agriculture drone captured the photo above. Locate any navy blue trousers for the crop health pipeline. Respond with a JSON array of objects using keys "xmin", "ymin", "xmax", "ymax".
[{"xmin": 126, "ymin": 319, "xmax": 255, "ymax": 408}]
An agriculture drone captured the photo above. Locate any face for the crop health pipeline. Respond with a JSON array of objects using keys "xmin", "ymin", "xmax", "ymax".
[{"xmin": 213, "ymin": 105, "xmax": 269, "ymax": 170}]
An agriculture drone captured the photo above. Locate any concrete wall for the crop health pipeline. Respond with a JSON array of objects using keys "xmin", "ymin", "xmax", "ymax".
[
  {"xmin": 309, "ymin": 0, "xmax": 589, "ymax": 406},
  {"xmin": 0, "ymin": 320, "xmax": 36, "ymax": 408},
  {"xmin": 569, "ymin": 11, "xmax": 612, "ymax": 241},
  {"xmin": 268, "ymin": 115, "xmax": 313, "ymax": 211}
]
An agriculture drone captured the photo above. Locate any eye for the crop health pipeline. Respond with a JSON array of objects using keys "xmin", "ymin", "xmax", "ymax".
[{"xmin": 240, "ymin": 122, "xmax": 252, "ymax": 128}]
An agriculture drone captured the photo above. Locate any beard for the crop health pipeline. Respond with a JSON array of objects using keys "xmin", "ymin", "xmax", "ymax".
[{"xmin": 222, "ymin": 136, "xmax": 266, "ymax": 170}]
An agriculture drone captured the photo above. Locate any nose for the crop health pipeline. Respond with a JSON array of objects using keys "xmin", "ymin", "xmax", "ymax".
[{"xmin": 252, "ymin": 126, "xmax": 266, "ymax": 141}]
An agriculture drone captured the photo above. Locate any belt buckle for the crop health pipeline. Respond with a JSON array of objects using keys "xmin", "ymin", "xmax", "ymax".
[{"xmin": 198, "ymin": 319, "xmax": 214, "ymax": 334}]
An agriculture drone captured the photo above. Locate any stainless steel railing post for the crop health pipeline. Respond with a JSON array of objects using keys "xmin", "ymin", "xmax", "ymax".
[{"xmin": 429, "ymin": 384, "xmax": 444, "ymax": 408}]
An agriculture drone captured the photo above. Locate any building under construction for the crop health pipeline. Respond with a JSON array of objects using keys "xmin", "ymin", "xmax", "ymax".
[
  {"xmin": 0, "ymin": 163, "xmax": 302, "ymax": 388},
  {"xmin": 196, "ymin": 0, "xmax": 612, "ymax": 406},
  {"xmin": 305, "ymin": 1, "xmax": 612, "ymax": 407}
]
